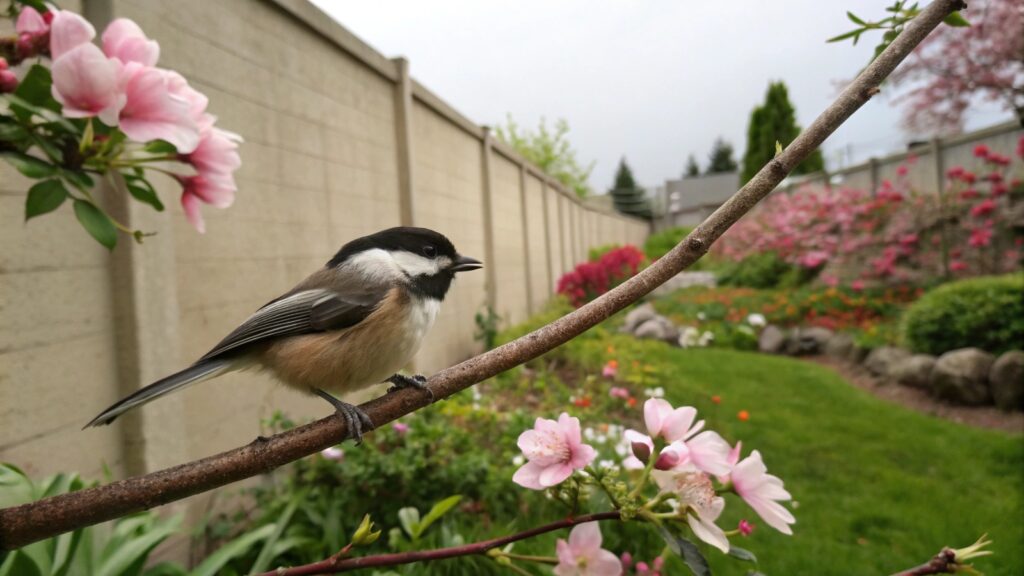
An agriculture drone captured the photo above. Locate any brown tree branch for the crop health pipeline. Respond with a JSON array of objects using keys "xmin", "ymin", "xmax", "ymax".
[
  {"xmin": 256, "ymin": 511, "xmax": 622, "ymax": 576},
  {"xmin": 890, "ymin": 548, "xmax": 958, "ymax": 576},
  {"xmin": 0, "ymin": 0, "xmax": 965, "ymax": 551}
]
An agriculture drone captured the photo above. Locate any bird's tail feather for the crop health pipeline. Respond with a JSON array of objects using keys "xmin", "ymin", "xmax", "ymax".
[{"xmin": 85, "ymin": 359, "xmax": 233, "ymax": 428}]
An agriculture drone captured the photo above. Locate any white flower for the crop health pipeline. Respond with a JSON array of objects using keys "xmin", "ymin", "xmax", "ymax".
[
  {"xmin": 643, "ymin": 387, "xmax": 665, "ymax": 399},
  {"xmin": 598, "ymin": 459, "xmax": 616, "ymax": 469},
  {"xmin": 731, "ymin": 450, "xmax": 795, "ymax": 534},
  {"xmin": 678, "ymin": 327, "xmax": 700, "ymax": 348},
  {"xmin": 697, "ymin": 312, "xmax": 707, "ymax": 321},
  {"xmin": 746, "ymin": 313, "xmax": 767, "ymax": 328},
  {"xmin": 512, "ymin": 455, "xmax": 525, "ymax": 466},
  {"xmin": 698, "ymin": 331, "xmax": 715, "ymax": 347},
  {"xmin": 653, "ymin": 470, "xmax": 730, "ymax": 553}
]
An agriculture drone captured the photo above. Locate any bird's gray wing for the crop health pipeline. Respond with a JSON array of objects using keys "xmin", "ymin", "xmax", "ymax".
[{"xmin": 197, "ymin": 288, "xmax": 379, "ymax": 362}]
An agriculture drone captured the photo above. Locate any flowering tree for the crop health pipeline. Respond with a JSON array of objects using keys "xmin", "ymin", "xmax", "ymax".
[{"xmin": 0, "ymin": 1, "xmax": 241, "ymax": 247}]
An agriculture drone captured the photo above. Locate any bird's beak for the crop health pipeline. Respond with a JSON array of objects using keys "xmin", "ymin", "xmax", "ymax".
[{"xmin": 450, "ymin": 254, "xmax": 483, "ymax": 272}]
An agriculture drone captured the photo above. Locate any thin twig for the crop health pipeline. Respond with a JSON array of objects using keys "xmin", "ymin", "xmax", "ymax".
[
  {"xmin": 255, "ymin": 511, "xmax": 622, "ymax": 576},
  {"xmin": 0, "ymin": 0, "xmax": 965, "ymax": 551},
  {"xmin": 890, "ymin": 548, "xmax": 958, "ymax": 576}
]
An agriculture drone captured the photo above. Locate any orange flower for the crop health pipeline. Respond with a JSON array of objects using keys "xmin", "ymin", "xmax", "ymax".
[
  {"xmin": 606, "ymin": 346, "xmax": 616, "ymax": 354},
  {"xmin": 627, "ymin": 397, "xmax": 637, "ymax": 407},
  {"xmin": 711, "ymin": 395, "xmax": 722, "ymax": 404},
  {"xmin": 737, "ymin": 410, "xmax": 750, "ymax": 422},
  {"xmin": 607, "ymin": 359, "xmax": 619, "ymax": 369}
]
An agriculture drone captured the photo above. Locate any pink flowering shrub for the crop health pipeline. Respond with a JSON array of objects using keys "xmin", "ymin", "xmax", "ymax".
[
  {"xmin": 558, "ymin": 245, "xmax": 646, "ymax": 307},
  {"xmin": 714, "ymin": 139, "xmax": 1024, "ymax": 288},
  {"xmin": 1, "ymin": 2, "xmax": 241, "ymax": 246}
]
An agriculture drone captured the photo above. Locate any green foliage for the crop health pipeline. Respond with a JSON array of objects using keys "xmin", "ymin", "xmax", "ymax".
[
  {"xmin": 705, "ymin": 137, "xmax": 737, "ymax": 174},
  {"xmin": 828, "ymin": 2, "xmax": 970, "ymax": 63},
  {"xmin": 643, "ymin": 226, "xmax": 693, "ymax": 261},
  {"xmin": 717, "ymin": 252, "xmax": 795, "ymax": 289},
  {"xmin": 740, "ymin": 81, "xmax": 824, "ymax": 183},
  {"xmin": 608, "ymin": 157, "xmax": 651, "ymax": 219},
  {"xmin": 684, "ymin": 154, "xmax": 700, "ymax": 177},
  {"xmin": 494, "ymin": 115, "xmax": 594, "ymax": 197},
  {"xmin": 900, "ymin": 273, "xmax": 1024, "ymax": 355},
  {"xmin": 0, "ymin": 464, "xmax": 185, "ymax": 576},
  {"xmin": 473, "ymin": 305, "xmax": 501, "ymax": 351}
]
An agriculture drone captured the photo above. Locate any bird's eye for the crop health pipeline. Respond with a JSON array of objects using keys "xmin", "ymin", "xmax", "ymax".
[{"xmin": 423, "ymin": 245, "xmax": 437, "ymax": 258}]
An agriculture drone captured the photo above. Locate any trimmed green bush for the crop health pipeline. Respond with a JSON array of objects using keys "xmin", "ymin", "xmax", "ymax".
[
  {"xmin": 643, "ymin": 226, "xmax": 692, "ymax": 261},
  {"xmin": 901, "ymin": 273, "xmax": 1024, "ymax": 355},
  {"xmin": 718, "ymin": 252, "xmax": 794, "ymax": 289},
  {"xmin": 587, "ymin": 243, "xmax": 621, "ymax": 261}
]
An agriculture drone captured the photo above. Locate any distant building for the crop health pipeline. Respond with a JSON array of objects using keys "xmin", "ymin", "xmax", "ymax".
[{"xmin": 655, "ymin": 172, "xmax": 738, "ymax": 230}]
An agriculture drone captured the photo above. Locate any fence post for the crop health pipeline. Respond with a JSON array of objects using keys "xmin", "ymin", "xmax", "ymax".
[
  {"xmin": 556, "ymin": 187, "xmax": 567, "ymax": 273},
  {"xmin": 868, "ymin": 157, "xmax": 880, "ymax": 195},
  {"xmin": 541, "ymin": 178, "xmax": 554, "ymax": 293},
  {"xmin": 392, "ymin": 57, "xmax": 416, "ymax": 226},
  {"xmin": 518, "ymin": 164, "xmax": 534, "ymax": 313},
  {"xmin": 931, "ymin": 136, "xmax": 951, "ymax": 278},
  {"xmin": 480, "ymin": 128, "xmax": 497, "ymax": 311}
]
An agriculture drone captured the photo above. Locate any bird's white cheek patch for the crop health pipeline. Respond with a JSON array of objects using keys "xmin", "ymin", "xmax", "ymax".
[{"xmin": 391, "ymin": 251, "xmax": 445, "ymax": 277}]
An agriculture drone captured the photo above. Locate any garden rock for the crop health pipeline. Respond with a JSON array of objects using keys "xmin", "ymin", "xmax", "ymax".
[
  {"xmin": 758, "ymin": 325, "xmax": 787, "ymax": 354},
  {"xmin": 931, "ymin": 348, "xmax": 995, "ymax": 406},
  {"xmin": 890, "ymin": 354, "xmax": 936, "ymax": 389},
  {"xmin": 848, "ymin": 344, "xmax": 870, "ymax": 364},
  {"xmin": 990, "ymin": 350, "xmax": 1024, "ymax": 411},
  {"xmin": 785, "ymin": 327, "xmax": 834, "ymax": 355},
  {"xmin": 634, "ymin": 316, "xmax": 680, "ymax": 344},
  {"xmin": 864, "ymin": 346, "xmax": 911, "ymax": 377},
  {"xmin": 623, "ymin": 303, "xmax": 657, "ymax": 334},
  {"xmin": 825, "ymin": 333, "xmax": 854, "ymax": 359}
]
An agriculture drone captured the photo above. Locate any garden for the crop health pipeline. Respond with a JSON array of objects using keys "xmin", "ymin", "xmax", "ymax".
[{"xmin": 3, "ymin": 0, "xmax": 1024, "ymax": 575}]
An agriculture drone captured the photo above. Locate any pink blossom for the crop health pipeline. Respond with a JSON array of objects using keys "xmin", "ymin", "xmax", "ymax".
[
  {"xmin": 731, "ymin": 450, "xmax": 795, "ymax": 535},
  {"xmin": 973, "ymin": 144, "xmax": 990, "ymax": 159},
  {"xmin": 959, "ymin": 188, "xmax": 980, "ymax": 200},
  {"xmin": 970, "ymin": 199, "xmax": 996, "ymax": 218},
  {"xmin": 50, "ymin": 43, "xmax": 125, "ymax": 125},
  {"xmin": 950, "ymin": 260, "xmax": 968, "ymax": 272},
  {"xmin": 513, "ymin": 413, "xmax": 596, "ymax": 490},
  {"xmin": 49, "ymin": 10, "xmax": 95, "ymax": 60},
  {"xmin": 628, "ymin": 400, "xmax": 731, "ymax": 475},
  {"xmin": 392, "ymin": 422, "xmax": 409, "ymax": 435},
  {"xmin": 652, "ymin": 470, "xmax": 729, "ymax": 553},
  {"xmin": 738, "ymin": 520, "xmax": 755, "ymax": 536},
  {"xmin": 118, "ymin": 63, "xmax": 200, "ymax": 152},
  {"xmin": 16, "ymin": 6, "xmax": 48, "ymax": 38},
  {"xmin": 553, "ymin": 522, "xmax": 622, "ymax": 576},
  {"xmin": 602, "ymin": 362, "xmax": 618, "ymax": 379},
  {"xmin": 643, "ymin": 399, "xmax": 702, "ymax": 443},
  {"xmin": 609, "ymin": 386, "xmax": 629, "ymax": 399},
  {"xmin": 164, "ymin": 70, "xmax": 210, "ymax": 123},
  {"xmin": 896, "ymin": 164, "xmax": 908, "ymax": 177},
  {"xmin": 968, "ymin": 227, "xmax": 993, "ymax": 248},
  {"xmin": 185, "ymin": 126, "xmax": 242, "ymax": 181},
  {"xmin": 992, "ymin": 182, "xmax": 1009, "ymax": 196},
  {"xmin": 179, "ymin": 174, "xmax": 236, "ymax": 233},
  {"xmin": 320, "ymin": 446, "xmax": 344, "ymax": 461},
  {"xmin": 102, "ymin": 18, "xmax": 159, "ymax": 66},
  {"xmin": 798, "ymin": 251, "xmax": 828, "ymax": 268},
  {"xmin": 0, "ymin": 59, "xmax": 16, "ymax": 93}
]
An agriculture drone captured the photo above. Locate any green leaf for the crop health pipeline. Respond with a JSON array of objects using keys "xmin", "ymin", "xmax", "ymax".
[
  {"xmin": 14, "ymin": 65, "xmax": 59, "ymax": 113},
  {"xmin": 1, "ymin": 151, "xmax": 56, "ymax": 178},
  {"xmin": 25, "ymin": 180, "xmax": 68, "ymax": 220},
  {"xmin": 397, "ymin": 507, "xmax": 421, "ymax": 540},
  {"xmin": 417, "ymin": 495, "xmax": 462, "ymax": 537},
  {"xmin": 826, "ymin": 29, "xmax": 862, "ymax": 43},
  {"xmin": 943, "ymin": 11, "xmax": 970, "ymax": 27},
  {"xmin": 73, "ymin": 199, "xmax": 118, "ymax": 250},
  {"xmin": 0, "ymin": 122, "xmax": 29, "ymax": 142},
  {"xmin": 97, "ymin": 516, "xmax": 180, "ymax": 576},
  {"xmin": 51, "ymin": 529, "xmax": 85, "ymax": 576},
  {"xmin": 0, "ymin": 551, "xmax": 44, "ymax": 576},
  {"xmin": 141, "ymin": 562, "xmax": 189, "ymax": 576},
  {"xmin": 656, "ymin": 525, "xmax": 710, "ymax": 576},
  {"xmin": 191, "ymin": 524, "xmax": 275, "ymax": 576},
  {"xmin": 846, "ymin": 11, "xmax": 866, "ymax": 25},
  {"xmin": 124, "ymin": 177, "xmax": 165, "ymax": 211},
  {"xmin": 16, "ymin": 0, "xmax": 49, "ymax": 12},
  {"xmin": 728, "ymin": 546, "xmax": 758, "ymax": 563},
  {"xmin": 248, "ymin": 493, "xmax": 303, "ymax": 573},
  {"xmin": 62, "ymin": 170, "xmax": 95, "ymax": 190},
  {"xmin": 143, "ymin": 140, "xmax": 178, "ymax": 155}
]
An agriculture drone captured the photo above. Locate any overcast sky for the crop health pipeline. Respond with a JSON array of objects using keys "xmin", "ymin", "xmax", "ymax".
[{"xmin": 310, "ymin": 0, "xmax": 1011, "ymax": 191}]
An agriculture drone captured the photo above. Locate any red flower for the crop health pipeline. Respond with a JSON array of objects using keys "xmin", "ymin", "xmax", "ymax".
[
  {"xmin": 970, "ymin": 199, "xmax": 997, "ymax": 218},
  {"xmin": 969, "ymin": 227, "xmax": 993, "ymax": 248},
  {"xmin": 973, "ymin": 144, "xmax": 990, "ymax": 159},
  {"xmin": 711, "ymin": 395, "xmax": 721, "ymax": 405},
  {"xmin": 737, "ymin": 410, "xmax": 750, "ymax": 422}
]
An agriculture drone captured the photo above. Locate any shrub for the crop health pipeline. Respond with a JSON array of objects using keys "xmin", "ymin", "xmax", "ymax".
[
  {"xmin": 900, "ymin": 273, "xmax": 1024, "ymax": 355},
  {"xmin": 717, "ymin": 252, "xmax": 794, "ymax": 289},
  {"xmin": 557, "ymin": 245, "xmax": 645, "ymax": 307},
  {"xmin": 587, "ymin": 243, "xmax": 622, "ymax": 261},
  {"xmin": 643, "ymin": 227, "xmax": 692, "ymax": 261}
]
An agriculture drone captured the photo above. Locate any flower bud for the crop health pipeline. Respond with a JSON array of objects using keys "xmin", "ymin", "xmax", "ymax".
[
  {"xmin": 630, "ymin": 440, "xmax": 651, "ymax": 463},
  {"xmin": 351, "ymin": 514, "xmax": 381, "ymax": 546},
  {"xmin": 654, "ymin": 449, "xmax": 680, "ymax": 470},
  {"xmin": 0, "ymin": 70, "xmax": 18, "ymax": 94}
]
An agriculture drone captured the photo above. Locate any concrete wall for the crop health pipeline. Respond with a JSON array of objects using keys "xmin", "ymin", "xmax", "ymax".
[{"xmin": 0, "ymin": 0, "xmax": 648, "ymax": 496}]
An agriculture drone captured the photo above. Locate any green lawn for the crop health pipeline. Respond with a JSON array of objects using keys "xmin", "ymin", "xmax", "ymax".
[{"xmin": 564, "ymin": 336, "xmax": 1023, "ymax": 575}]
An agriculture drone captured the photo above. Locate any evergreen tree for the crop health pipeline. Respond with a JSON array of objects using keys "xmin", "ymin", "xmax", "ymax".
[
  {"xmin": 609, "ymin": 157, "xmax": 651, "ymax": 219},
  {"xmin": 706, "ymin": 138, "xmax": 738, "ymax": 174},
  {"xmin": 684, "ymin": 154, "xmax": 700, "ymax": 177},
  {"xmin": 740, "ymin": 81, "xmax": 825, "ymax": 183}
]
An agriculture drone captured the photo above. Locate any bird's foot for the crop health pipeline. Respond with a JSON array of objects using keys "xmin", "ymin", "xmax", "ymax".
[
  {"xmin": 386, "ymin": 373, "xmax": 434, "ymax": 402},
  {"xmin": 314, "ymin": 388, "xmax": 374, "ymax": 444}
]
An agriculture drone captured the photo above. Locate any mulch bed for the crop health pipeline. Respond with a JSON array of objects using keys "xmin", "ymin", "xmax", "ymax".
[{"xmin": 806, "ymin": 355, "xmax": 1024, "ymax": 434}]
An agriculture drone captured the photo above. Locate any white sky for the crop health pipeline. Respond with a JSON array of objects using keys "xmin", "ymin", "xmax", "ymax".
[{"xmin": 310, "ymin": 0, "xmax": 1011, "ymax": 191}]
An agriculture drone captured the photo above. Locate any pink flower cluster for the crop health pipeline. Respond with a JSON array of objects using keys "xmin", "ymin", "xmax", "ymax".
[
  {"xmin": 557, "ymin": 246, "xmax": 645, "ymax": 307},
  {"xmin": 13, "ymin": 6, "xmax": 241, "ymax": 233}
]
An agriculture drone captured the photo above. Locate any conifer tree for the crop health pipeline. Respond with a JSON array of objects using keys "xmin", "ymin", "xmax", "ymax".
[
  {"xmin": 609, "ymin": 157, "xmax": 651, "ymax": 219},
  {"xmin": 741, "ymin": 81, "xmax": 824, "ymax": 183},
  {"xmin": 706, "ymin": 138, "xmax": 738, "ymax": 174}
]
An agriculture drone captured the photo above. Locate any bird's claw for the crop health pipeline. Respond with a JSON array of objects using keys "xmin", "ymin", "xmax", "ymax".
[
  {"xmin": 386, "ymin": 373, "xmax": 434, "ymax": 402},
  {"xmin": 314, "ymin": 388, "xmax": 375, "ymax": 444}
]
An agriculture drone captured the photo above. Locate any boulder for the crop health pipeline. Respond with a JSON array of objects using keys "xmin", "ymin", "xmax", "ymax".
[
  {"xmin": 623, "ymin": 303, "xmax": 657, "ymax": 334},
  {"xmin": 890, "ymin": 354, "xmax": 936, "ymax": 389},
  {"xmin": 825, "ymin": 333, "xmax": 855, "ymax": 359},
  {"xmin": 990, "ymin": 350, "xmax": 1024, "ymax": 411},
  {"xmin": 931, "ymin": 348, "xmax": 995, "ymax": 406},
  {"xmin": 864, "ymin": 346, "xmax": 911, "ymax": 377},
  {"xmin": 758, "ymin": 325, "xmax": 787, "ymax": 354},
  {"xmin": 785, "ymin": 327, "xmax": 834, "ymax": 355},
  {"xmin": 635, "ymin": 316, "xmax": 679, "ymax": 343},
  {"xmin": 848, "ymin": 344, "xmax": 870, "ymax": 364}
]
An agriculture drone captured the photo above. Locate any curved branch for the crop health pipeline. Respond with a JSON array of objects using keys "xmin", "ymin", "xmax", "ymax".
[
  {"xmin": 890, "ymin": 548, "xmax": 957, "ymax": 576},
  {"xmin": 0, "ymin": 0, "xmax": 965, "ymax": 551},
  {"xmin": 257, "ymin": 511, "xmax": 622, "ymax": 576}
]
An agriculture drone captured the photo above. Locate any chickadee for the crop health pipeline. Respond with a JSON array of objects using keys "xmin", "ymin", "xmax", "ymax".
[{"xmin": 86, "ymin": 227, "xmax": 482, "ymax": 440}]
